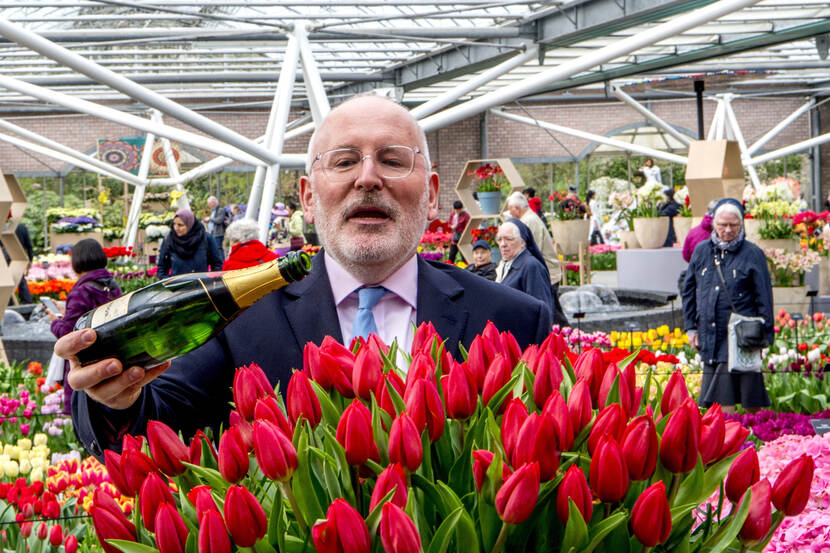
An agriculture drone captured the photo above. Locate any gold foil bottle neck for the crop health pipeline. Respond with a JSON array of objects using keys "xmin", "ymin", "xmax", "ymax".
[{"xmin": 221, "ymin": 259, "xmax": 288, "ymax": 308}]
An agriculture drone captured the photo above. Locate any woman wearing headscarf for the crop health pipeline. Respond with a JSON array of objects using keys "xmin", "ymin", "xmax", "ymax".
[
  {"xmin": 157, "ymin": 208, "xmax": 223, "ymax": 278},
  {"xmin": 682, "ymin": 198, "xmax": 773, "ymax": 413},
  {"xmin": 495, "ymin": 218, "xmax": 554, "ymax": 307}
]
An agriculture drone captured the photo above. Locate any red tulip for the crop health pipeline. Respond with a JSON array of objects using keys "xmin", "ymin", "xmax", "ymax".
[
  {"xmin": 19, "ymin": 523, "xmax": 31, "ymax": 539},
  {"xmin": 660, "ymin": 404, "xmax": 700, "ymax": 474},
  {"xmin": 336, "ymin": 399, "xmax": 380, "ymax": 466},
  {"xmin": 380, "ymin": 502, "xmax": 422, "ymax": 553},
  {"xmin": 353, "ymin": 339, "xmax": 384, "ymax": 400},
  {"xmin": 443, "ymin": 362, "xmax": 477, "ymax": 420},
  {"xmin": 49, "ymin": 524, "xmax": 62, "ymax": 547},
  {"xmin": 587, "ymin": 403, "xmax": 627, "ymax": 455},
  {"xmin": 147, "ymin": 420, "xmax": 190, "ymax": 477},
  {"xmin": 567, "ymin": 379, "xmax": 593, "ymax": 435},
  {"xmin": 233, "ymin": 362, "xmax": 274, "ymax": 421},
  {"xmin": 319, "ymin": 336, "xmax": 356, "ymax": 398},
  {"xmin": 495, "ymin": 462, "xmax": 540, "ymax": 525},
  {"xmin": 502, "ymin": 330, "xmax": 522, "ymax": 368},
  {"xmin": 155, "ymin": 504, "xmax": 189, "ymax": 553},
  {"xmin": 573, "ymin": 348, "xmax": 604, "ymax": 403},
  {"xmin": 501, "ymin": 397, "xmax": 528, "ymax": 464},
  {"xmin": 542, "ymin": 391, "xmax": 574, "ymax": 451},
  {"xmin": 411, "ymin": 321, "xmax": 439, "ymax": 355},
  {"xmin": 739, "ymin": 479, "xmax": 772, "ymax": 544},
  {"xmin": 223, "ymin": 485, "xmax": 267, "ymax": 547},
  {"xmin": 64, "ymin": 535, "xmax": 78, "ymax": 553},
  {"xmin": 121, "ymin": 449, "xmax": 158, "ymax": 497},
  {"xmin": 103, "ymin": 450, "xmax": 133, "ymax": 497},
  {"xmin": 198, "ymin": 510, "xmax": 231, "ymax": 553},
  {"xmin": 771, "ymin": 454, "xmax": 815, "ymax": 516},
  {"xmin": 303, "ymin": 342, "xmax": 327, "ymax": 388},
  {"xmin": 286, "ymin": 370, "xmax": 322, "ymax": 427},
  {"xmin": 189, "ymin": 429, "xmax": 217, "ymax": 466},
  {"xmin": 719, "ymin": 421, "xmax": 751, "ymax": 460},
  {"xmin": 228, "ymin": 410, "xmax": 254, "ymax": 451},
  {"xmin": 660, "ymin": 369, "xmax": 689, "ymax": 416},
  {"xmin": 472, "ymin": 450, "xmax": 512, "ymax": 493},
  {"xmin": 252, "ymin": 420, "xmax": 298, "ymax": 482},
  {"xmin": 630, "ymin": 481, "xmax": 671, "ymax": 547},
  {"xmin": 90, "ymin": 491, "xmax": 137, "ymax": 553},
  {"xmin": 621, "ymin": 362, "xmax": 642, "ymax": 416},
  {"xmin": 370, "ymin": 464, "xmax": 408, "ymax": 511},
  {"xmin": 699, "ymin": 404, "xmax": 726, "ymax": 464},
  {"xmin": 376, "ymin": 371, "xmax": 406, "ymax": 420},
  {"xmin": 37, "ymin": 522, "xmax": 48, "ymax": 541},
  {"xmin": 481, "ymin": 321, "xmax": 505, "ymax": 364},
  {"xmin": 466, "ymin": 335, "xmax": 488, "ymax": 391},
  {"xmin": 217, "ymin": 426, "xmax": 249, "ymax": 483},
  {"xmin": 388, "ymin": 413, "xmax": 423, "ymax": 473},
  {"xmin": 725, "ymin": 447, "xmax": 760, "ymax": 504},
  {"xmin": 589, "ymin": 435, "xmax": 629, "ymax": 503},
  {"xmin": 539, "ymin": 330, "xmax": 568, "ymax": 360},
  {"xmin": 521, "ymin": 344, "xmax": 539, "ymax": 372},
  {"xmin": 253, "ymin": 396, "xmax": 293, "ymax": 437},
  {"xmin": 187, "ymin": 485, "xmax": 220, "ymax": 522},
  {"xmin": 481, "ymin": 354, "xmax": 512, "ymax": 410},
  {"xmin": 556, "ymin": 465, "xmax": 592, "ymax": 526},
  {"xmin": 139, "ymin": 472, "xmax": 175, "ymax": 532},
  {"xmin": 403, "ymin": 378, "xmax": 445, "ymax": 442},
  {"xmin": 533, "ymin": 350, "xmax": 563, "ymax": 408},
  {"xmin": 405, "ymin": 351, "xmax": 437, "ymax": 389},
  {"xmin": 311, "ymin": 499, "xmax": 370, "ymax": 553},
  {"xmin": 512, "ymin": 412, "xmax": 560, "ymax": 481},
  {"xmin": 621, "ymin": 415, "xmax": 658, "ymax": 481},
  {"xmin": 122, "ymin": 434, "xmax": 144, "ymax": 452},
  {"xmin": 598, "ymin": 364, "xmax": 632, "ymax": 415}
]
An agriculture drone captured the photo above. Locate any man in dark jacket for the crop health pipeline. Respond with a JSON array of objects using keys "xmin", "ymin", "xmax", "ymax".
[
  {"xmin": 657, "ymin": 187, "xmax": 681, "ymax": 247},
  {"xmin": 464, "ymin": 239, "xmax": 497, "ymax": 280},
  {"xmin": 204, "ymin": 196, "xmax": 226, "ymax": 259},
  {"xmin": 58, "ymin": 96, "xmax": 552, "ymax": 459}
]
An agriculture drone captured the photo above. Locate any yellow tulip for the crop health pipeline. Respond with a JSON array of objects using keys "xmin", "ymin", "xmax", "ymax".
[
  {"xmin": 17, "ymin": 439, "xmax": 31, "ymax": 451},
  {"xmin": 4, "ymin": 461, "xmax": 19, "ymax": 477},
  {"xmin": 632, "ymin": 337, "xmax": 642, "ymax": 347},
  {"xmin": 9, "ymin": 446, "xmax": 21, "ymax": 460},
  {"xmin": 19, "ymin": 459, "xmax": 31, "ymax": 475}
]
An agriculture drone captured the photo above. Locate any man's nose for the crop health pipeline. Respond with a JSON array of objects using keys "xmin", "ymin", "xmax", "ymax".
[{"xmin": 354, "ymin": 155, "xmax": 383, "ymax": 190}]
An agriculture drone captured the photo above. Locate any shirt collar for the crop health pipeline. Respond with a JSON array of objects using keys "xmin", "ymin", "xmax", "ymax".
[{"xmin": 325, "ymin": 252, "xmax": 418, "ymax": 308}]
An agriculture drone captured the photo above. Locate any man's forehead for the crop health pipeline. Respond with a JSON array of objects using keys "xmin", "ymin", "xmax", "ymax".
[{"xmin": 314, "ymin": 99, "xmax": 419, "ymax": 150}]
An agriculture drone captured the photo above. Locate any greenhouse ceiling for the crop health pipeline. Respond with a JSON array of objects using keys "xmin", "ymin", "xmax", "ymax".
[{"xmin": 0, "ymin": 0, "xmax": 827, "ymax": 113}]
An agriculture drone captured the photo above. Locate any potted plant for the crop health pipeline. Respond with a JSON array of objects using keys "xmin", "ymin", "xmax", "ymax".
[
  {"xmin": 549, "ymin": 189, "xmax": 590, "ymax": 255},
  {"xmin": 765, "ymin": 247, "xmax": 821, "ymax": 314},
  {"xmin": 673, "ymin": 186, "xmax": 694, "ymax": 246},
  {"xmin": 470, "ymin": 163, "xmax": 504, "ymax": 215},
  {"xmin": 631, "ymin": 182, "xmax": 668, "ymax": 249},
  {"xmin": 607, "ymin": 191, "xmax": 638, "ymax": 248}
]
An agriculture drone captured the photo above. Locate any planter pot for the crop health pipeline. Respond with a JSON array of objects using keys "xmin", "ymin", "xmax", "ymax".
[
  {"xmin": 744, "ymin": 218, "xmax": 762, "ymax": 242},
  {"xmin": 619, "ymin": 230, "xmax": 640, "ymax": 249},
  {"xmin": 772, "ymin": 285, "xmax": 810, "ymax": 315},
  {"xmin": 755, "ymin": 238, "xmax": 801, "ymax": 253},
  {"xmin": 674, "ymin": 217, "xmax": 693, "ymax": 247},
  {"xmin": 478, "ymin": 191, "xmax": 502, "ymax": 215},
  {"xmin": 633, "ymin": 217, "xmax": 669, "ymax": 250},
  {"xmin": 551, "ymin": 219, "xmax": 590, "ymax": 255}
]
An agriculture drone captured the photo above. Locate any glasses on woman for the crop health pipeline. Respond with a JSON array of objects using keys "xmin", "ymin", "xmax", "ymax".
[{"xmin": 311, "ymin": 145, "xmax": 422, "ymax": 183}]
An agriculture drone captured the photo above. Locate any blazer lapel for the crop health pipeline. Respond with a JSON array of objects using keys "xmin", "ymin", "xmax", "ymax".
[
  {"xmin": 415, "ymin": 257, "xmax": 468, "ymax": 355},
  {"xmin": 283, "ymin": 253, "xmax": 343, "ymax": 347}
]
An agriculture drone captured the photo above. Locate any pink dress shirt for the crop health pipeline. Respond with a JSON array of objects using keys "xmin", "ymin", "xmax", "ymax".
[{"xmin": 324, "ymin": 252, "xmax": 418, "ymax": 351}]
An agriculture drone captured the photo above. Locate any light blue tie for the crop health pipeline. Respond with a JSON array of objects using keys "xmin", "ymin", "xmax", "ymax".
[{"xmin": 353, "ymin": 286, "xmax": 387, "ymax": 340}]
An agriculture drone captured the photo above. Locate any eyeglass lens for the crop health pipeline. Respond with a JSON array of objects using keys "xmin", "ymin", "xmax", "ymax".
[{"xmin": 321, "ymin": 146, "xmax": 415, "ymax": 180}]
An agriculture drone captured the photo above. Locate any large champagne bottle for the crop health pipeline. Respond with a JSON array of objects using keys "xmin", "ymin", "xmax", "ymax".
[{"xmin": 74, "ymin": 251, "xmax": 312, "ymax": 368}]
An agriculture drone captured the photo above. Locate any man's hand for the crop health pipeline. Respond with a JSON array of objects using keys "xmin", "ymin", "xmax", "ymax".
[
  {"xmin": 55, "ymin": 329, "xmax": 170, "ymax": 411},
  {"xmin": 688, "ymin": 332, "xmax": 699, "ymax": 350}
]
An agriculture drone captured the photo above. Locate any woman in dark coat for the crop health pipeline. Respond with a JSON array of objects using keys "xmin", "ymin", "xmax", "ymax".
[
  {"xmin": 657, "ymin": 188, "xmax": 681, "ymax": 246},
  {"xmin": 157, "ymin": 208, "xmax": 223, "ymax": 278},
  {"xmin": 682, "ymin": 198, "xmax": 774, "ymax": 413},
  {"xmin": 46, "ymin": 239, "xmax": 122, "ymax": 413},
  {"xmin": 495, "ymin": 218, "xmax": 554, "ymax": 307}
]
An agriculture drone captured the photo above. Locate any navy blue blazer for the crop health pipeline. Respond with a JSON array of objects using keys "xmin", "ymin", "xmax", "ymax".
[
  {"xmin": 499, "ymin": 249, "xmax": 554, "ymax": 307},
  {"xmin": 73, "ymin": 253, "xmax": 552, "ymax": 458}
]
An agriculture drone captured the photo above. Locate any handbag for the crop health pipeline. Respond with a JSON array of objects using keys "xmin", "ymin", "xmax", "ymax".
[{"xmin": 713, "ymin": 256, "xmax": 765, "ymax": 372}]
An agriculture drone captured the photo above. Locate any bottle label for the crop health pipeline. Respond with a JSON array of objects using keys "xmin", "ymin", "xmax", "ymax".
[{"xmin": 90, "ymin": 291, "xmax": 135, "ymax": 327}]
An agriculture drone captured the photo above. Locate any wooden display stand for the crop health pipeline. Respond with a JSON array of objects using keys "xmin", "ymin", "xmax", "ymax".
[
  {"xmin": 559, "ymin": 242, "xmax": 591, "ymax": 286},
  {"xmin": 0, "ymin": 173, "xmax": 28, "ymax": 319},
  {"xmin": 454, "ymin": 158, "xmax": 526, "ymax": 263},
  {"xmin": 49, "ymin": 228, "xmax": 104, "ymax": 250},
  {"xmin": 685, "ymin": 140, "xmax": 745, "ymax": 217}
]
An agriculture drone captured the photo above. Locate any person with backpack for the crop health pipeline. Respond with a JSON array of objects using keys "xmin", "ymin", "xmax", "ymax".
[{"xmin": 223, "ymin": 219, "xmax": 278, "ymax": 270}]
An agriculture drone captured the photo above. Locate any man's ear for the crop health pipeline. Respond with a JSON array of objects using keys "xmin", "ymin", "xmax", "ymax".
[
  {"xmin": 299, "ymin": 175, "xmax": 314, "ymax": 224},
  {"xmin": 426, "ymin": 172, "xmax": 440, "ymax": 221}
]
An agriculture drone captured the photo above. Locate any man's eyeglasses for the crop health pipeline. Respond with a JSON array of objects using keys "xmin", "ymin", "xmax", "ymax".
[{"xmin": 311, "ymin": 145, "xmax": 422, "ymax": 183}]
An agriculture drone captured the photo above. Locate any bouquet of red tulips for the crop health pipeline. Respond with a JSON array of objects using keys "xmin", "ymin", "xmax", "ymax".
[{"xmin": 91, "ymin": 322, "xmax": 816, "ymax": 553}]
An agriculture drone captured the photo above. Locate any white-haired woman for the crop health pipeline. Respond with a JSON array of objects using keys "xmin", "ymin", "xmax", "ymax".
[
  {"xmin": 681, "ymin": 198, "xmax": 773, "ymax": 413},
  {"xmin": 222, "ymin": 218, "xmax": 278, "ymax": 271}
]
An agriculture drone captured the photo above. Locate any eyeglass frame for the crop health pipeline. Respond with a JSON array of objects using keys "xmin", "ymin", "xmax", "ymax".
[{"xmin": 309, "ymin": 145, "xmax": 425, "ymax": 182}]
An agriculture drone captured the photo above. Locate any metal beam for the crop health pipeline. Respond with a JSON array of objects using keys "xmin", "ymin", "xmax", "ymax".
[
  {"xmin": 749, "ymin": 131, "xmax": 830, "ymax": 166},
  {"xmin": 747, "ymin": 98, "xmax": 814, "ymax": 154},
  {"xmin": 611, "ymin": 85, "xmax": 692, "ymax": 146},
  {"xmin": 15, "ymin": 72, "xmax": 382, "ymax": 87}
]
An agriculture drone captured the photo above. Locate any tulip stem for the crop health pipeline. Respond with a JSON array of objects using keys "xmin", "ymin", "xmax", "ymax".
[
  {"xmin": 490, "ymin": 522, "xmax": 509, "ymax": 553},
  {"xmin": 351, "ymin": 468, "xmax": 364, "ymax": 516},
  {"xmin": 457, "ymin": 420, "xmax": 465, "ymax": 453},
  {"xmin": 279, "ymin": 481, "xmax": 308, "ymax": 535},
  {"xmin": 668, "ymin": 473, "xmax": 681, "ymax": 505}
]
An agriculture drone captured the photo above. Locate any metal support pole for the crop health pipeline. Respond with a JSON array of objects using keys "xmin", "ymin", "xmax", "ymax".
[
  {"xmin": 694, "ymin": 80, "xmax": 705, "ymax": 139},
  {"xmin": 125, "ymin": 124, "xmax": 155, "ymax": 250},
  {"xmin": 0, "ymin": 17, "xmax": 281, "ymax": 166},
  {"xmin": 257, "ymin": 31, "xmax": 300, "ymax": 244},
  {"xmin": 707, "ymin": 101, "xmax": 724, "ymax": 141},
  {"xmin": 810, "ymin": 98, "xmax": 822, "ymax": 211},
  {"xmin": 722, "ymin": 96, "xmax": 761, "ymax": 188},
  {"xmin": 490, "ymin": 109, "xmax": 688, "ymax": 164},
  {"xmin": 749, "ymin": 131, "xmax": 830, "ymax": 166},
  {"xmin": 612, "ymin": 85, "xmax": 691, "ymax": 146},
  {"xmin": 42, "ymin": 176, "xmax": 47, "ymax": 250},
  {"xmin": 748, "ymin": 99, "xmax": 815, "ymax": 155},
  {"xmin": 419, "ymin": 0, "xmax": 761, "ymax": 133},
  {"xmin": 296, "ymin": 22, "xmax": 331, "ymax": 125},
  {"xmin": 58, "ymin": 175, "xmax": 63, "ymax": 207}
]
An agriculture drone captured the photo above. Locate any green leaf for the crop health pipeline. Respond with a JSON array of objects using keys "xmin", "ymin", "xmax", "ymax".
[
  {"xmin": 267, "ymin": 485, "xmax": 284, "ymax": 547},
  {"xmin": 478, "ymin": 499, "xmax": 501, "ymax": 553},
  {"xmin": 291, "ymin": 430, "xmax": 325, "ymax": 524},
  {"xmin": 181, "ymin": 463, "xmax": 229, "ymax": 495},
  {"xmin": 585, "ymin": 512, "xmax": 627, "ymax": 553},
  {"xmin": 310, "ymin": 380, "xmax": 341, "ymax": 428},
  {"xmin": 560, "ymin": 501, "xmax": 589, "ymax": 553},
  {"xmin": 522, "ymin": 365, "xmax": 537, "ymax": 411},
  {"xmin": 426, "ymin": 507, "xmax": 464, "ymax": 553},
  {"xmin": 283, "ymin": 535, "xmax": 317, "ymax": 553},
  {"xmin": 107, "ymin": 540, "xmax": 159, "ymax": 553},
  {"xmin": 562, "ymin": 355, "xmax": 577, "ymax": 387},
  {"xmin": 604, "ymin": 375, "xmax": 621, "ymax": 410},
  {"xmin": 371, "ymin": 397, "xmax": 390, "ymax": 466},
  {"xmin": 485, "ymin": 373, "xmax": 521, "ymax": 414},
  {"xmin": 411, "ymin": 473, "xmax": 450, "ymax": 516},
  {"xmin": 675, "ymin": 457, "xmax": 705, "ymax": 507},
  {"xmin": 320, "ymin": 426, "xmax": 356, "ymax": 502},
  {"xmin": 385, "ymin": 377, "xmax": 407, "ymax": 416},
  {"xmin": 366, "ymin": 488, "xmax": 396, "ymax": 536},
  {"xmin": 615, "ymin": 350, "xmax": 640, "ymax": 372},
  {"xmin": 701, "ymin": 488, "xmax": 751, "ymax": 553}
]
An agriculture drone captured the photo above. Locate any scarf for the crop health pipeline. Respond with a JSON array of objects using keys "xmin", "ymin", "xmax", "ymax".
[
  {"xmin": 168, "ymin": 220, "xmax": 206, "ymax": 260},
  {"xmin": 710, "ymin": 228, "xmax": 744, "ymax": 251}
]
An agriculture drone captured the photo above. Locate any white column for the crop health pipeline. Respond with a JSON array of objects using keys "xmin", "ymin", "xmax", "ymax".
[
  {"xmin": 125, "ymin": 125, "xmax": 155, "ymax": 250},
  {"xmin": 296, "ymin": 22, "xmax": 331, "ymax": 124},
  {"xmin": 722, "ymin": 95, "xmax": 761, "ymax": 188}
]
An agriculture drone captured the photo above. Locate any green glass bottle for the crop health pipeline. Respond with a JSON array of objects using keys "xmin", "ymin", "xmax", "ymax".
[{"xmin": 74, "ymin": 251, "xmax": 312, "ymax": 368}]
